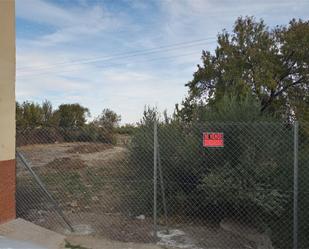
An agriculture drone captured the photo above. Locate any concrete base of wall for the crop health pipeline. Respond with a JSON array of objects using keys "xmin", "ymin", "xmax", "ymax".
[
  {"xmin": 0, "ymin": 218, "xmax": 66, "ymax": 249},
  {"xmin": 0, "ymin": 159, "xmax": 16, "ymax": 223}
]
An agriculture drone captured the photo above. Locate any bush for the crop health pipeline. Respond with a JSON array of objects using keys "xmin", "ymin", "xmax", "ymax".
[
  {"xmin": 60, "ymin": 126, "xmax": 116, "ymax": 144},
  {"xmin": 115, "ymin": 124, "xmax": 137, "ymax": 135},
  {"xmin": 127, "ymin": 96, "xmax": 300, "ymax": 248},
  {"xmin": 16, "ymin": 127, "xmax": 64, "ymax": 146},
  {"xmin": 128, "ymin": 121, "xmax": 292, "ymax": 216}
]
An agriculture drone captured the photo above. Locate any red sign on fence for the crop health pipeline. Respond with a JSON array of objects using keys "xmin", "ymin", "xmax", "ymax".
[{"xmin": 203, "ymin": 132, "xmax": 224, "ymax": 147}]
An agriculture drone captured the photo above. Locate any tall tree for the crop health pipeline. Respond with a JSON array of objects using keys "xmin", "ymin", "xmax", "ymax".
[
  {"xmin": 93, "ymin": 108, "xmax": 121, "ymax": 130},
  {"xmin": 180, "ymin": 17, "xmax": 309, "ymax": 121},
  {"xmin": 57, "ymin": 104, "xmax": 90, "ymax": 128},
  {"xmin": 139, "ymin": 106, "xmax": 158, "ymax": 127},
  {"xmin": 16, "ymin": 102, "xmax": 25, "ymax": 129},
  {"xmin": 41, "ymin": 100, "xmax": 53, "ymax": 126},
  {"xmin": 16, "ymin": 101, "xmax": 43, "ymax": 128}
]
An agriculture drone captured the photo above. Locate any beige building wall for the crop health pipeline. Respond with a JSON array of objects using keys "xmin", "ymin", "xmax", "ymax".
[
  {"xmin": 0, "ymin": 0, "xmax": 16, "ymax": 224},
  {"xmin": 0, "ymin": 0, "xmax": 15, "ymax": 161}
]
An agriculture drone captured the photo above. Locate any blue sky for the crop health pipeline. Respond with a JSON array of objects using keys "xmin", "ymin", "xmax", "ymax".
[{"xmin": 16, "ymin": 0, "xmax": 309, "ymax": 124}]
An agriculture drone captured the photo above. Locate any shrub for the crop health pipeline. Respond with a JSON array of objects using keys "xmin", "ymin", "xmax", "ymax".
[
  {"xmin": 127, "ymin": 96, "xmax": 296, "ymax": 241},
  {"xmin": 16, "ymin": 127, "xmax": 64, "ymax": 146}
]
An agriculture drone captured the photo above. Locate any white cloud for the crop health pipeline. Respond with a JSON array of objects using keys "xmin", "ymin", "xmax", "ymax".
[
  {"xmin": 16, "ymin": 47, "xmax": 188, "ymax": 123},
  {"xmin": 16, "ymin": 0, "xmax": 76, "ymax": 27},
  {"xmin": 16, "ymin": 0, "xmax": 124, "ymax": 46},
  {"xmin": 160, "ymin": 0, "xmax": 309, "ymax": 42}
]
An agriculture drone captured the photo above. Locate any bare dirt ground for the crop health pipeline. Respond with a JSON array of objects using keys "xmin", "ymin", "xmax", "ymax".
[
  {"xmin": 16, "ymin": 142, "xmax": 270, "ymax": 249},
  {"xmin": 17, "ymin": 142, "xmax": 154, "ymax": 242},
  {"xmin": 18, "ymin": 142, "xmax": 123, "ymax": 168}
]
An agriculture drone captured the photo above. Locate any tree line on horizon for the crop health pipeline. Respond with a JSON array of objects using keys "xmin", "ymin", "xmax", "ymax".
[
  {"xmin": 16, "ymin": 100, "xmax": 124, "ymax": 130},
  {"xmin": 15, "ymin": 101, "xmax": 131, "ymax": 145}
]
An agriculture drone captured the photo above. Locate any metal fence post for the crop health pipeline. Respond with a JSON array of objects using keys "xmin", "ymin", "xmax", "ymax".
[
  {"xmin": 293, "ymin": 121, "xmax": 299, "ymax": 249},
  {"xmin": 16, "ymin": 151, "xmax": 74, "ymax": 232},
  {"xmin": 158, "ymin": 145, "xmax": 169, "ymax": 234},
  {"xmin": 153, "ymin": 119, "xmax": 158, "ymax": 239}
]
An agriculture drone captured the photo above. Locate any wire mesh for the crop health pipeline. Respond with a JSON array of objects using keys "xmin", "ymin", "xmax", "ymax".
[{"xmin": 15, "ymin": 122, "xmax": 309, "ymax": 249}]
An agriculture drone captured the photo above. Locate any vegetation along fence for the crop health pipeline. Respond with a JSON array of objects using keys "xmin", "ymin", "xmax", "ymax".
[{"xmin": 15, "ymin": 121, "xmax": 309, "ymax": 249}]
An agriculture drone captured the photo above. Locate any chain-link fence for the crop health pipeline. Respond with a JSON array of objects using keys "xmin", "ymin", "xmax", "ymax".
[{"xmin": 15, "ymin": 122, "xmax": 309, "ymax": 249}]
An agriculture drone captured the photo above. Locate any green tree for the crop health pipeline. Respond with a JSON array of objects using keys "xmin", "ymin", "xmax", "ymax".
[
  {"xmin": 180, "ymin": 17, "xmax": 309, "ymax": 122},
  {"xmin": 16, "ymin": 102, "xmax": 25, "ymax": 129},
  {"xmin": 115, "ymin": 124, "xmax": 137, "ymax": 135},
  {"xmin": 139, "ymin": 106, "xmax": 158, "ymax": 126},
  {"xmin": 16, "ymin": 101, "xmax": 43, "ymax": 128},
  {"xmin": 93, "ymin": 108, "xmax": 121, "ymax": 130},
  {"xmin": 57, "ymin": 104, "xmax": 90, "ymax": 128},
  {"xmin": 41, "ymin": 100, "xmax": 53, "ymax": 126}
]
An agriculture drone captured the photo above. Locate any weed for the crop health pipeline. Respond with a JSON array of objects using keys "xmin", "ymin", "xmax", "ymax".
[{"xmin": 65, "ymin": 241, "xmax": 90, "ymax": 249}]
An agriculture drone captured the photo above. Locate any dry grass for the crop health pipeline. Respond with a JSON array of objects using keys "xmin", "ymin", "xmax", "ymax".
[{"xmin": 45, "ymin": 157, "xmax": 87, "ymax": 170}]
